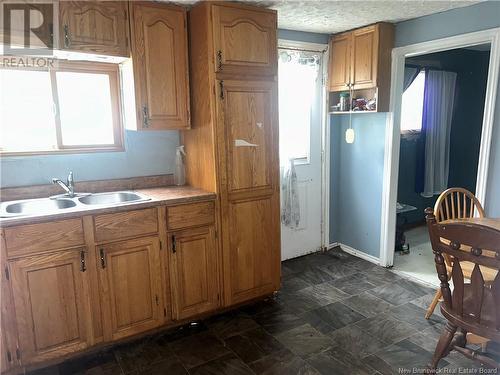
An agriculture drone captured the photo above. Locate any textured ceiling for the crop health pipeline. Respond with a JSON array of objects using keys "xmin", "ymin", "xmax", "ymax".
[{"xmin": 176, "ymin": 0, "xmax": 482, "ymax": 34}]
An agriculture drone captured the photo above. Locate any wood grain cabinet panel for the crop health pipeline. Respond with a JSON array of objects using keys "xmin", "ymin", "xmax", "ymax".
[
  {"xmin": 4, "ymin": 219, "xmax": 84, "ymax": 258},
  {"xmin": 351, "ymin": 25, "xmax": 378, "ymax": 89},
  {"xmin": 328, "ymin": 32, "xmax": 351, "ymax": 92},
  {"xmin": 167, "ymin": 202, "xmax": 215, "ymax": 230},
  {"xmin": 219, "ymin": 80, "xmax": 276, "ymax": 198},
  {"xmin": 169, "ymin": 226, "xmax": 219, "ymax": 320},
  {"xmin": 212, "ymin": 4, "xmax": 277, "ymax": 76},
  {"xmin": 9, "ymin": 249, "xmax": 92, "ymax": 363},
  {"xmin": 98, "ymin": 236, "xmax": 163, "ymax": 341},
  {"xmin": 130, "ymin": 2, "xmax": 190, "ymax": 130},
  {"xmin": 93, "ymin": 208, "xmax": 158, "ymax": 243},
  {"xmin": 225, "ymin": 198, "xmax": 280, "ymax": 304},
  {"xmin": 59, "ymin": 1, "xmax": 129, "ymax": 56}
]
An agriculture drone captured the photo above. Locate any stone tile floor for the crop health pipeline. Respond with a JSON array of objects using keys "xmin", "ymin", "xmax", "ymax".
[{"xmin": 30, "ymin": 248, "xmax": 487, "ymax": 375}]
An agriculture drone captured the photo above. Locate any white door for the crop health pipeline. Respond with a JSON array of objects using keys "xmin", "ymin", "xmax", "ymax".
[{"xmin": 279, "ymin": 45, "xmax": 326, "ymax": 260}]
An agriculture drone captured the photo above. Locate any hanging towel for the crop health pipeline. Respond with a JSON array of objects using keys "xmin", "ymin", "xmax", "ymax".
[{"xmin": 281, "ymin": 159, "xmax": 300, "ymax": 228}]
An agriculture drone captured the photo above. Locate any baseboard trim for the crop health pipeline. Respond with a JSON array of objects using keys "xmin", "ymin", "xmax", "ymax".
[
  {"xmin": 327, "ymin": 242, "xmax": 340, "ymax": 250},
  {"xmin": 332, "ymin": 243, "xmax": 380, "ymax": 266}
]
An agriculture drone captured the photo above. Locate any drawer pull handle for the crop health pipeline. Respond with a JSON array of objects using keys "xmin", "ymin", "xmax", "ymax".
[
  {"xmin": 172, "ymin": 235, "xmax": 176, "ymax": 253},
  {"xmin": 63, "ymin": 24, "xmax": 71, "ymax": 48},
  {"xmin": 80, "ymin": 250, "xmax": 86, "ymax": 272},
  {"xmin": 100, "ymin": 248, "xmax": 106, "ymax": 268}
]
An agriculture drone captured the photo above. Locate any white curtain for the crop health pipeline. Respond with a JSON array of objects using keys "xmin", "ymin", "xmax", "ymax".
[
  {"xmin": 281, "ymin": 159, "xmax": 300, "ymax": 228},
  {"xmin": 421, "ymin": 70, "xmax": 457, "ymax": 198}
]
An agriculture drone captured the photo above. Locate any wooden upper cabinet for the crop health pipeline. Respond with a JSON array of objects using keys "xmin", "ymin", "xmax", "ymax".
[
  {"xmin": 9, "ymin": 249, "xmax": 92, "ymax": 363},
  {"xmin": 328, "ymin": 23, "xmax": 394, "ymax": 92},
  {"xmin": 130, "ymin": 2, "xmax": 190, "ymax": 130},
  {"xmin": 351, "ymin": 25, "xmax": 378, "ymax": 89},
  {"xmin": 328, "ymin": 33, "xmax": 351, "ymax": 92},
  {"xmin": 59, "ymin": 1, "xmax": 129, "ymax": 56},
  {"xmin": 98, "ymin": 236, "xmax": 164, "ymax": 341},
  {"xmin": 169, "ymin": 226, "xmax": 219, "ymax": 320},
  {"xmin": 212, "ymin": 4, "xmax": 277, "ymax": 76},
  {"xmin": 219, "ymin": 79, "xmax": 276, "ymax": 198}
]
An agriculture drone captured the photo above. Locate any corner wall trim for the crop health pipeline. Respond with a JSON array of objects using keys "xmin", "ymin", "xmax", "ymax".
[{"xmin": 330, "ymin": 242, "xmax": 380, "ymax": 266}]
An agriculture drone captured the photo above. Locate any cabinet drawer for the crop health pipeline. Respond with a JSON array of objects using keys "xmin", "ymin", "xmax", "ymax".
[
  {"xmin": 4, "ymin": 219, "xmax": 85, "ymax": 258},
  {"xmin": 94, "ymin": 208, "xmax": 158, "ymax": 243},
  {"xmin": 167, "ymin": 202, "xmax": 215, "ymax": 230}
]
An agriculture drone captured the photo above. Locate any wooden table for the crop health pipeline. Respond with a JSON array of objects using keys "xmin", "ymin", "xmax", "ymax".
[{"xmin": 444, "ymin": 217, "xmax": 500, "ymax": 231}]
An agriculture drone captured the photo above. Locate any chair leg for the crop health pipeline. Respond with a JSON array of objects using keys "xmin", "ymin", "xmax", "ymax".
[
  {"xmin": 425, "ymin": 288, "xmax": 442, "ymax": 319},
  {"xmin": 430, "ymin": 322, "xmax": 457, "ymax": 370},
  {"xmin": 453, "ymin": 328, "xmax": 467, "ymax": 348}
]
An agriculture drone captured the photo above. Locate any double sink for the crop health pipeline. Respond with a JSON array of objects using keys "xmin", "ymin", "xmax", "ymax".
[{"xmin": 1, "ymin": 191, "xmax": 150, "ymax": 218}]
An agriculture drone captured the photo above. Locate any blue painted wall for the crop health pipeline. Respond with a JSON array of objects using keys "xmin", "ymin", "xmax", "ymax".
[
  {"xmin": 278, "ymin": 29, "xmax": 329, "ymax": 44},
  {"xmin": 330, "ymin": 0, "xmax": 500, "ymax": 257},
  {"xmin": 329, "ymin": 113, "xmax": 387, "ymax": 257},
  {"xmin": 0, "ymin": 130, "xmax": 179, "ymax": 187}
]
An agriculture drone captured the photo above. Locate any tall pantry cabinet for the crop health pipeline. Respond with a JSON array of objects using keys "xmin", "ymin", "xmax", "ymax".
[{"xmin": 183, "ymin": 2, "xmax": 281, "ymax": 306}]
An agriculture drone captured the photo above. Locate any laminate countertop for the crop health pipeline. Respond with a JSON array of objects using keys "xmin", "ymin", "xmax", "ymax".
[{"xmin": 0, "ymin": 186, "xmax": 216, "ymax": 228}]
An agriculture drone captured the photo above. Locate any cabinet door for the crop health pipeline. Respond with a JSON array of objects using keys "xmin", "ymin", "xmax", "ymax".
[
  {"xmin": 59, "ymin": 1, "xmax": 129, "ymax": 56},
  {"xmin": 351, "ymin": 25, "xmax": 378, "ymax": 89},
  {"xmin": 328, "ymin": 33, "xmax": 351, "ymax": 92},
  {"xmin": 10, "ymin": 249, "xmax": 92, "ymax": 363},
  {"xmin": 219, "ymin": 80, "xmax": 276, "ymax": 199},
  {"xmin": 225, "ymin": 197, "xmax": 280, "ymax": 304},
  {"xmin": 98, "ymin": 236, "xmax": 163, "ymax": 341},
  {"xmin": 217, "ymin": 79, "xmax": 281, "ymax": 305},
  {"xmin": 130, "ymin": 3, "xmax": 190, "ymax": 130},
  {"xmin": 169, "ymin": 226, "xmax": 219, "ymax": 320},
  {"xmin": 212, "ymin": 4, "xmax": 277, "ymax": 76}
]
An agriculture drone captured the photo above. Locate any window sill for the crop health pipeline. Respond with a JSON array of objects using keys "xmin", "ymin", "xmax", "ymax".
[{"xmin": 0, "ymin": 146, "xmax": 125, "ymax": 157}]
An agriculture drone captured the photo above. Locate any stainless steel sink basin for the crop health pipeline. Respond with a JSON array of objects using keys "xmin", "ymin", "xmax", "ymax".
[
  {"xmin": 0, "ymin": 191, "xmax": 151, "ymax": 218},
  {"xmin": 78, "ymin": 191, "xmax": 149, "ymax": 206},
  {"xmin": 3, "ymin": 198, "xmax": 76, "ymax": 216}
]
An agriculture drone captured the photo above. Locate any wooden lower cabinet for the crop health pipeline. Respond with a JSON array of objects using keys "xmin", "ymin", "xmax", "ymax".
[
  {"xmin": 223, "ymin": 197, "xmax": 280, "ymax": 305},
  {"xmin": 9, "ymin": 249, "xmax": 93, "ymax": 364},
  {"xmin": 169, "ymin": 226, "xmax": 219, "ymax": 320},
  {"xmin": 98, "ymin": 236, "xmax": 164, "ymax": 341}
]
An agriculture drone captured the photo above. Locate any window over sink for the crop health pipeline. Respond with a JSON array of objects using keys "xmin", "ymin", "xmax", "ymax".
[{"xmin": 0, "ymin": 60, "xmax": 123, "ymax": 155}]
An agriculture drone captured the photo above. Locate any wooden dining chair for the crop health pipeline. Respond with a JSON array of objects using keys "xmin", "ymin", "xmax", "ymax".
[
  {"xmin": 425, "ymin": 188, "xmax": 486, "ymax": 319},
  {"xmin": 425, "ymin": 209, "xmax": 500, "ymax": 370}
]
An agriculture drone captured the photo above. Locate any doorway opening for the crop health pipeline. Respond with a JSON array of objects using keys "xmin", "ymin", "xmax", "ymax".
[
  {"xmin": 393, "ymin": 46, "xmax": 491, "ymax": 285},
  {"xmin": 278, "ymin": 41, "xmax": 328, "ymax": 261}
]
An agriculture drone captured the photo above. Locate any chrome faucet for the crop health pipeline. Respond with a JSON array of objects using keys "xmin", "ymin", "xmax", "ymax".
[{"xmin": 52, "ymin": 171, "xmax": 75, "ymax": 198}]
